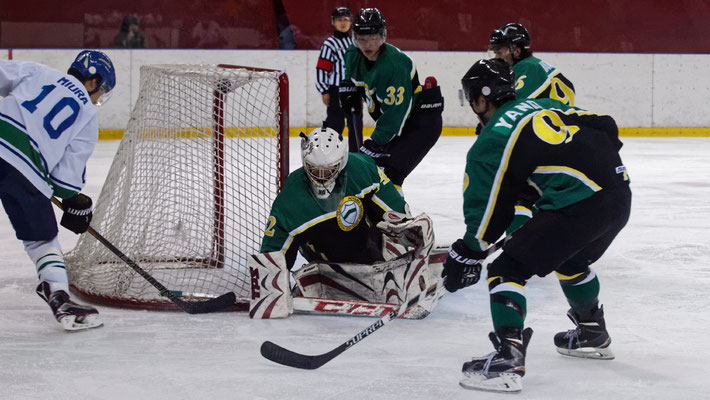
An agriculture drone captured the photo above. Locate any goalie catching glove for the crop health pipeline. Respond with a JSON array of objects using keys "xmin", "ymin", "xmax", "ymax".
[
  {"xmin": 60, "ymin": 193, "xmax": 93, "ymax": 234},
  {"xmin": 442, "ymin": 239, "xmax": 486, "ymax": 293},
  {"xmin": 376, "ymin": 207, "xmax": 434, "ymax": 253}
]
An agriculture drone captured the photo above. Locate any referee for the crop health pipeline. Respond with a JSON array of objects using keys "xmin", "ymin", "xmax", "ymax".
[{"xmin": 315, "ymin": 6, "xmax": 363, "ymax": 152}]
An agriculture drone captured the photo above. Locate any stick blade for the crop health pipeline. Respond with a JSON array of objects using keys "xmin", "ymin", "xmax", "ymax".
[
  {"xmin": 260, "ymin": 340, "xmax": 337, "ymax": 370},
  {"xmin": 180, "ymin": 292, "xmax": 237, "ymax": 314}
]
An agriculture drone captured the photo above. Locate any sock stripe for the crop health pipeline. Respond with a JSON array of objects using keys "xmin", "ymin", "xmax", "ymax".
[{"xmin": 37, "ymin": 261, "xmax": 66, "ymax": 273}]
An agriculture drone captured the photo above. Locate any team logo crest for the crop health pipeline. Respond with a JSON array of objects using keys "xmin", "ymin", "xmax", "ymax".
[{"xmin": 336, "ymin": 196, "xmax": 363, "ymax": 231}]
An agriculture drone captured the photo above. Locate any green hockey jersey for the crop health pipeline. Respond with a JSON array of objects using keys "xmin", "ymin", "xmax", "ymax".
[
  {"xmin": 344, "ymin": 43, "xmax": 422, "ymax": 145},
  {"xmin": 260, "ymin": 153, "xmax": 406, "ymax": 269},
  {"xmin": 462, "ymin": 98, "xmax": 629, "ymax": 252},
  {"xmin": 514, "ymin": 56, "xmax": 576, "ymax": 106}
]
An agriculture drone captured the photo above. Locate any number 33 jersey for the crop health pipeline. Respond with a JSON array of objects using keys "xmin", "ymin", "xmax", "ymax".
[
  {"xmin": 0, "ymin": 60, "xmax": 98, "ymax": 199},
  {"xmin": 345, "ymin": 43, "xmax": 421, "ymax": 145}
]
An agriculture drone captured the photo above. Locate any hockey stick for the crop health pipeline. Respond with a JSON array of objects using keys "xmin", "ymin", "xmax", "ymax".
[
  {"xmin": 349, "ymin": 106, "xmax": 362, "ymax": 150},
  {"xmin": 51, "ymin": 197, "xmax": 236, "ymax": 314},
  {"xmin": 260, "ymin": 236, "xmax": 509, "ymax": 369}
]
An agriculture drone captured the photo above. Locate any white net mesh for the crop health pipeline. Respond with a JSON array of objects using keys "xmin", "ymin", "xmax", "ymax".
[{"xmin": 65, "ymin": 64, "xmax": 287, "ymax": 309}]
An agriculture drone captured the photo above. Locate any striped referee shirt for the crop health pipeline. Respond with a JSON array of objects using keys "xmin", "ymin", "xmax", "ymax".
[{"xmin": 315, "ymin": 30, "xmax": 352, "ymax": 94}]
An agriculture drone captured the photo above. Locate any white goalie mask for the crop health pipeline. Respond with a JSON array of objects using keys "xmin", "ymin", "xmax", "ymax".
[{"xmin": 301, "ymin": 127, "xmax": 349, "ymax": 199}]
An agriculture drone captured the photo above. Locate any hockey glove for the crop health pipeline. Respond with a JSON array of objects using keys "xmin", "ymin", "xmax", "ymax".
[
  {"xmin": 376, "ymin": 208, "xmax": 434, "ymax": 252},
  {"xmin": 60, "ymin": 194, "xmax": 93, "ymax": 234},
  {"xmin": 359, "ymin": 139, "xmax": 389, "ymax": 159},
  {"xmin": 338, "ymin": 80, "xmax": 361, "ymax": 112},
  {"xmin": 442, "ymin": 239, "xmax": 485, "ymax": 293}
]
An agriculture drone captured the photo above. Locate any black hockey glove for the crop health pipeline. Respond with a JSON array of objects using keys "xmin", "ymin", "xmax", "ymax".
[
  {"xmin": 60, "ymin": 193, "xmax": 93, "ymax": 234},
  {"xmin": 442, "ymin": 239, "xmax": 486, "ymax": 293},
  {"xmin": 359, "ymin": 139, "xmax": 389, "ymax": 159},
  {"xmin": 474, "ymin": 123, "xmax": 483, "ymax": 136},
  {"xmin": 338, "ymin": 80, "xmax": 361, "ymax": 112}
]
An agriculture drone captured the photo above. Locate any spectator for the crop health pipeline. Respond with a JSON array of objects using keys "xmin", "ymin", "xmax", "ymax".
[{"xmin": 114, "ymin": 15, "xmax": 147, "ymax": 48}]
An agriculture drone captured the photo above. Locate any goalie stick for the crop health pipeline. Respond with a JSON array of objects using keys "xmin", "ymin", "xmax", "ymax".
[
  {"xmin": 260, "ymin": 236, "xmax": 509, "ymax": 369},
  {"xmin": 51, "ymin": 197, "xmax": 236, "ymax": 314}
]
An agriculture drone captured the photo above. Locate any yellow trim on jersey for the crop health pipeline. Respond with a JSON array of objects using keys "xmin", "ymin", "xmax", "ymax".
[
  {"xmin": 280, "ymin": 212, "xmax": 337, "ymax": 253},
  {"xmin": 513, "ymin": 205, "xmax": 533, "ymax": 218},
  {"xmin": 356, "ymin": 183, "xmax": 393, "ymax": 212},
  {"xmin": 527, "ymin": 69, "xmax": 560, "ymax": 100},
  {"xmin": 533, "ymin": 165, "xmax": 602, "ymax": 191},
  {"xmin": 475, "ymin": 113, "xmax": 536, "ymax": 243}
]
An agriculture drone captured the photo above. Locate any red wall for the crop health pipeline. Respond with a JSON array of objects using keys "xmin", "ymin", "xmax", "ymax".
[{"xmin": 3, "ymin": 0, "xmax": 710, "ymax": 53}]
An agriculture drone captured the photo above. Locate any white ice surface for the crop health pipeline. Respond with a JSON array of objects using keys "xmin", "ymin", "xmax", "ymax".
[{"xmin": 1, "ymin": 136, "xmax": 709, "ymax": 399}]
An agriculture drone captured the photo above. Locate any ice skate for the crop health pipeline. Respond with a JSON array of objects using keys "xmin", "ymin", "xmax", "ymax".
[
  {"xmin": 554, "ymin": 306, "xmax": 614, "ymax": 360},
  {"xmin": 36, "ymin": 282, "xmax": 103, "ymax": 331},
  {"xmin": 460, "ymin": 327, "xmax": 533, "ymax": 393}
]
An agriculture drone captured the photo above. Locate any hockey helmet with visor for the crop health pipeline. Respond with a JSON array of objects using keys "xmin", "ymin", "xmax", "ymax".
[{"xmin": 69, "ymin": 50, "xmax": 116, "ymax": 106}]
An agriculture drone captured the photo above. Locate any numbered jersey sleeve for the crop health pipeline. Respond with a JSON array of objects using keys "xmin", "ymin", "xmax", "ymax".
[
  {"xmin": 345, "ymin": 44, "xmax": 421, "ymax": 145},
  {"xmin": 0, "ymin": 60, "xmax": 98, "ymax": 199},
  {"xmin": 513, "ymin": 56, "xmax": 576, "ymax": 106},
  {"xmin": 462, "ymin": 98, "xmax": 628, "ymax": 251}
]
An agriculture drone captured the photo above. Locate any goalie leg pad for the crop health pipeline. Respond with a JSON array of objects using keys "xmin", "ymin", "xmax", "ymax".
[
  {"xmin": 293, "ymin": 261, "xmax": 381, "ymax": 302},
  {"xmin": 248, "ymin": 252, "xmax": 293, "ymax": 319},
  {"xmin": 294, "ymin": 252, "xmax": 433, "ymax": 306}
]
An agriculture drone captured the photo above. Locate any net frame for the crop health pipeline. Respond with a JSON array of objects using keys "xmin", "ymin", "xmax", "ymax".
[{"xmin": 65, "ymin": 64, "xmax": 289, "ymax": 311}]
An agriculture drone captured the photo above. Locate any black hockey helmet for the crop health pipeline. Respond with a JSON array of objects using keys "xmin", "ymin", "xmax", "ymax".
[
  {"xmin": 331, "ymin": 6, "xmax": 352, "ymax": 20},
  {"xmin": 461, "ymin": 58, "xmax": 515, "ymax": 104},
  {"xmin": 489, "ymin": 23, "xmax": 531, "ymax": 50},
  {"xmin": 353, "ymin": 8, "xmax": 386, "ymax": 36}
]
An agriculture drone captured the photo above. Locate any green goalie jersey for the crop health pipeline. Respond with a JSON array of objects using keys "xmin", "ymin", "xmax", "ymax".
[
  {"xmin": 344, "ymin": 43, "xmax": 422, "ymax": 145},
  {"xmin": 514, "ymin": 56, "xmax": 576, "ymax": 106},
  {"xmin": 462, "ymin": 98, "xmax": 629, "ymax": 252},
  {"xmin": 260, "ymin": 153, "xmax": 406, "ymax": 269}
]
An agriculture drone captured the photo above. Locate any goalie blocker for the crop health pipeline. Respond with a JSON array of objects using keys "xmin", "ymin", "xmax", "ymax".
[{"xmin": 248, "ymin": 212, "xmax": 443, "ymax": 319}]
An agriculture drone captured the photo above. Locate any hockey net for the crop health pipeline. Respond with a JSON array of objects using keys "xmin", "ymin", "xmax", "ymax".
[{"xmin": 65, "ymin": 64, "xmax": 289, "ymax": 310}]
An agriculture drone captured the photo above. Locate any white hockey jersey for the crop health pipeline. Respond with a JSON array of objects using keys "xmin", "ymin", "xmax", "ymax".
[{"xmin": 0, "ymin": 60, "xmax": 98, "ymax": 199}]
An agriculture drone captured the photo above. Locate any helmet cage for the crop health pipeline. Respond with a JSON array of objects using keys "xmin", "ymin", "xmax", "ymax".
[{"xmin": 305, "ymin": 160, "xmax": 343, "ymax": 188}]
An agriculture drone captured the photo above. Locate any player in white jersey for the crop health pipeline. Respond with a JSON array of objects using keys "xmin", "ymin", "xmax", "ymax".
[{"xmin": 0, "ymin": 50, "xmax": 116, "ymax": 331}]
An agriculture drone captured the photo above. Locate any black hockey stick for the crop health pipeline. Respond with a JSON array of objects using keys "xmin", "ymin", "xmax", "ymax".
[
  {"xmin": 52, "ymin": 197, "xmax": 236, "ymax": 314},
  {"xmin": 260, "ymin": 236, "xmax": 509, "ymax": 369},
  {"xmin": 350, "ymin": 106, "xmax": 362, "ymax": 151}
]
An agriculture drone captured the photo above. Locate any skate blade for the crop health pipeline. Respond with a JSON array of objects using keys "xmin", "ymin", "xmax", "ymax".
[
  {"xmin": 460, "ymin": 372, "xmax": 522, "ymax": 393},
  {"xmin": 60, "ymin": 314, "xmax": 103, "ymax": 331},
  {"xmin": 556, "ymin": 344, "xmax": 615, "ymax": 360}
]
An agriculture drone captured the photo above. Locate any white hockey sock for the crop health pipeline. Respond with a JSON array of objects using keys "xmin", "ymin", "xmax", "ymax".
[{"xmin": 24, "ymin": 237, "xmax": 69, "ymax": 294}]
